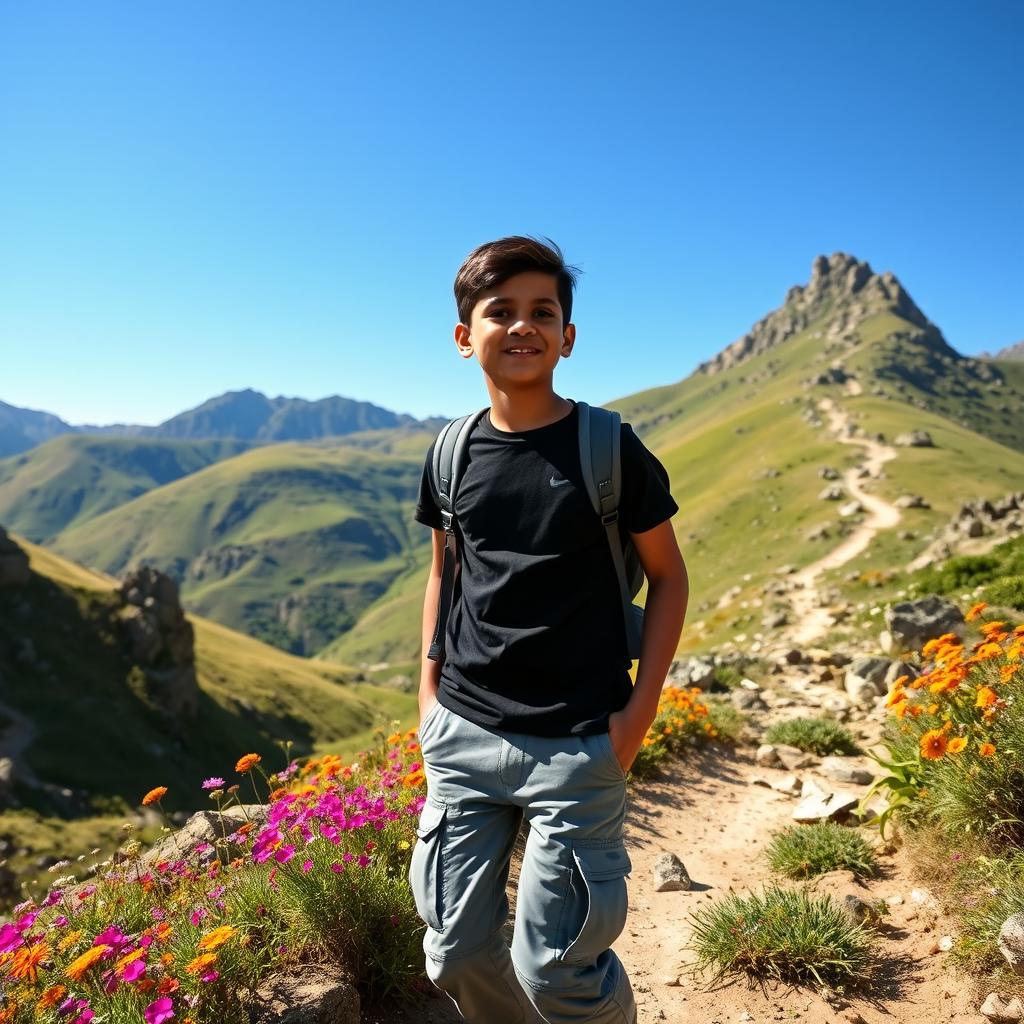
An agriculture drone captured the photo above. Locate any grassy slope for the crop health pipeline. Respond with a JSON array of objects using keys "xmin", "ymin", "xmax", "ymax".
[
  {"xmin": 4, "ymin": 536, "xmax": 416, "ymax": 816},
  {"xmin": 51, "ymin": 443, "xmax": 427, "ymax": 655},
  {"xmin": 0, "ymin": 435, "xmax": 249, "ymax": 542}
]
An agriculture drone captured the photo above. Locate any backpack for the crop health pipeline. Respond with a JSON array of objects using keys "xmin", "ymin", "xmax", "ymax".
[{"xmin": 426, "ymin": 401, "xmax": 644, "ymax": 663}]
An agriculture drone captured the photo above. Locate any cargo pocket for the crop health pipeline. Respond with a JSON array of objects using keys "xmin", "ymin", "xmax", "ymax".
[
  {"xmin": 409, "ymin": 798, "xmax": 447, "ymax": 933},
  {"xmin": 559, "ymin": 838, "xmax": 632, "ymax": 965}
]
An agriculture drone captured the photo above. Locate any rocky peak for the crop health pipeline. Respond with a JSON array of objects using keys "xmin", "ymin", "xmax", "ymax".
[{"xmin": 696, "ymin": 252, "xmax": 943, "ymax": 377}]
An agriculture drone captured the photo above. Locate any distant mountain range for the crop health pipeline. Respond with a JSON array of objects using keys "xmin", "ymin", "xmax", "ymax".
[{"xmin": 0, "ymin": 388, "xmax": 447, "ymax": 458}]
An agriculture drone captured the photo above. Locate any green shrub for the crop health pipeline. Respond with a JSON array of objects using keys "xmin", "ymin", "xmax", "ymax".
[
  {"xmin": 765, "ymin": 823, "xmax": 878, "ymax": 879},
  {"xmin": 763, "ymin": 717, "xmax": 860, "ymax": 756},
  {"xmin": 687, "ymin": 885, "xmax": 875, "ymax": 987},
  {"xmin": 984, "ymin": 574, "xmax": 1024, "ymax": 611}
]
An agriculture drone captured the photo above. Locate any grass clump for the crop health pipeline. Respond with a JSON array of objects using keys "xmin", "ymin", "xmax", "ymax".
[
  {"xmin": 765, "ymin": 823, "xmax": 878, "ymax": 879},
  {"xmin": 764, "ymin": 717, "xmax": 860, "ymax": 756},
  {"xmin": 687, "ymin": 885, "xmax": 875, "ymax": 988}
]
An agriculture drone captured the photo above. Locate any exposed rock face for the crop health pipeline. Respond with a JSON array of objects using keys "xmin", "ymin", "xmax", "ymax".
[
  {"xmin": 883, "ymin": 596, "xmax": 964, "ymax": 655},
  {"xmin": 0, "ymin": 527, "xmax": 30, "ymax": 588},
  {"xmin": 908, "ymin": 491, "xmax": 1024, "ymax": 571},
  {"xmin": 119, "ymin": 567, "xmax": 199, "ymax": 718},
  {"xmin": 695, "ymin": 253, "xmax": 944, "ymax": 377},
  {"xmin": 247, "ymin": 967, "xmax": 360, "ymax": 1024}
]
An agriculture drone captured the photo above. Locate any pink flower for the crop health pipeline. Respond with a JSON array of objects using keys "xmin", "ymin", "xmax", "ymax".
[
  {"xmin": 122, "ymin": 957, "xmax": 147, "ymax": 982},
  {"xmin": 357, "ymin": 855, "xmax": 370, "ymax": 868},
  {"xmin": 274, "ymin": 845, "xmax": 295, "ymax": 864},
  {"xmin": 301, "ymin": 859, "xmax": 313, "ymax": 873},
  {"xmin": 144, "ymin": 996, "xmax": 175, "ymax": 1024},
  {"xmin": 0, "ymin": 922, "xmax": 23, "ymax": 953},
  {"xmin": 202, "ymin": 777, "xmax": 226, "ymax": 790},
  {"xmin": 200, "ymin": 969, "xmax": 219, "ymax": 982}
]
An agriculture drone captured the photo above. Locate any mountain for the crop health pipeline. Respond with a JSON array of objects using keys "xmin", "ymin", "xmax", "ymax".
[
  {"xmin": 51, "ymin": 442, "xmax": 426, "ymax": 656},
  {"xmin": 0, "ymin": 400, "xmax": 76, "ymax": 457},
  {"xmin": 0, "ymin": 389, "xmax": 447, "ymax": 457},
  {"xmin": 982, "ymin": 339, "xmax": 1024, "ymax": 361},
  {"xmin": 0, "ymin": 436, "xmax": 250, "ymax": 542}
]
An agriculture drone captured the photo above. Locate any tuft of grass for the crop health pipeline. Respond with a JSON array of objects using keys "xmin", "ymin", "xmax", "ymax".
[
  {"xmin": 765, "ymin": 823, "xmax": 878, "ymax": 879},
  {"xmin": 764, "ymin": 717, "xmax": 860, "ymax": 756},
  {"xmin": 687, "ymin": 885, "xmax": 875, "ymax": 988}
]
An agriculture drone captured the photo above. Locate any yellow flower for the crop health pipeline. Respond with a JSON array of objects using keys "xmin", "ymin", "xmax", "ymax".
[
  {"xmin": 65, "ymin": 944, "xmax": 110, "ymax": 981},
  {"xmin": 920, "ymin": 729, "xmax": 948, "ymax": 760},
  {"xmin": 975, "ymin": 687, "xmax": 998, "ymax": 709},
  {"xmin": 142, "ymin": 786, "xmax": 168, "ymax": 806},
  {"xmin": 57, "ymin": 930, "xmax": 83, "ymax": 952},
  {"xmin": 235, "ymin": 753, "xmax": 262, "ymax": 773},
  {"xmin": 185, "ymin": 952, "xmax": 218, "ymax": 975},
  {"xmin": 196, "ymin": 926, "xmax": 237, "ymax": 952},
  {"xmin": 947, "ymin": 736, "xmax": 967, "ymax": 754}
]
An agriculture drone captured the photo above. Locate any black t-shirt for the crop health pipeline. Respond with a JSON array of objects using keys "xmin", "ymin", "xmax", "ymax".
[{"xmin": 414, "ymin": 399, "xmax": 679, "ymax": 737}]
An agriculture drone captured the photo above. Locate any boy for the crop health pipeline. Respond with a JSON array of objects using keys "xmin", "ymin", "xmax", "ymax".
[{"xmin": 411, "ymin": 236, "xmax": 688, "ymax": 1024}]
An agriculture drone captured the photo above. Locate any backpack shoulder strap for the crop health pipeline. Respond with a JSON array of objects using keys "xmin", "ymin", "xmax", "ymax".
[
  {"xmin": 427, "ymin": 408, "xmax": 487, "ymax": 662},
  {"xmin": 577, "ymin": 402, "xmax": 642, "ymax": 658}
]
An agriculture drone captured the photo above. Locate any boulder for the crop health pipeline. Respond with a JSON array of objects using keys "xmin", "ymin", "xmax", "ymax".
[
  {"xmin": 247, "ymin": 967, "xmax": 360, "ymax": 1024},
  {"xmin": 775, "ymin": 745, "xmax": 819, "ymax": 771},
  {"xmin": 0, "ymin": 527, "xmax": 30, "ymax": 588},
  {"xmin": 792, "ymin": 789, "xmax": 860, "ymax": 823},
  {"xmin": 819, "ymin": 485, "xmax": 844, "ymax": 501},
  {"xmin": 894, "ymin": 430, "xmax": 935, "ymax": 447},
  {"xmin": 838, "ymin": 500, "xmax": 864, "ymax": 517},
  {"xmin": 844, "ymin": 656, "xmax": 892, "ymax": 705},
  {"xmin": 980, "ymin": 993, "xmax": 1024, "ymax": 1023},
  {"xmin": 998, "ymin": 913, "xmax": 1024, "ymax": 976},
  {"xmin": 884, "ymin": 596, "xmax": 964, "ymax": 654},
  {"xmin": 820, "ymin": 757, "xmax": 874, "ymax": 786},
  {"xmin": 895, "ymin": 494, "xmax": 930, "ymax": 509}
]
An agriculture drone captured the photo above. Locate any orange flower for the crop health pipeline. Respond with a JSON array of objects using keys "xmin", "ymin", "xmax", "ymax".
[
  {"xmin": 975, "ymin": 686, "xmax": 998, "ymax": 709},
  {"xmin": 947, "ymin": 736, "xmax": 968, "ymax": 754},
  {"xmin": 115, "ymin": 947, "xmax": 147, "ymax": 973},
  {"xmin": 36, "ymin": 985, "xmax": 67, "ymax": 1011},
  {"xmin": 184, "ymin": 952, "xmax": 218, "ymax": 975},
  {"xmin": 197, "ymin": 926, "xmax": 236, "ymax": 952},
  {"xmin": 965, "ymin": 601, "xmax": 987, "ymax": 621},
  {"xmin": 979, "ymin": 742, "xmax": 997, "ymax": 757},
  {"xmin": 142, "ymin": 786, "xmax": 168, "ymax": 806},
  {"xmin": 65, "ymin": 944, "xmax": 110, "ymax": 981},
  {"xmin": 8, "ymin": 942, "xmax": 49, "ymax": 982},
  {"xmin": 0, "ymin": 1006, "xmax": 15, "ymax": 1024},
  {"xmin": 158, "ymin": 976, "xmax": 180, "ymax": 995},
  {"xmin": 974, "ymin": 642, "xmax": 1004, "ymax": 660},
  {"xmin": 235, "ymin": 753, "xmax": 262, "ymax": 773},
  {"xmin": 402, "ymin": 769, "xmax": 425, "ymax": 788},
  {"xmin": 920, "ymin": 729, "xmax": 948, "ymax": 760}
]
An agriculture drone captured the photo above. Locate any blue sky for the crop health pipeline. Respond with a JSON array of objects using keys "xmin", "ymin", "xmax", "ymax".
[{"xmin": 1, "ymin": 1, "xmax": 1021, "ymax": 425}]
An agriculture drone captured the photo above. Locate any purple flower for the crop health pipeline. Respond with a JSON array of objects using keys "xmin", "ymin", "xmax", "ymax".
[
  {"xmin": 274, "ymin": 844, "xmax": 296, "ymax": 864},
  {"xmin": 301, "ymin": 859, "xmax": 313, "ymax": 873},
  {"xmin": 144, "ymin": 996, "xmax": 175, "ymax": 1024},
  {"xmin": 0, "ymin": 923, "xmax": 23, "ymax": 953},
  {"xmin": 357, "ymin": 855, "xmax": 370, "ymax": 868},
  {"xmin": 202, "ymin": 777, "xmax": 226, "ymax": 790},
  {"xmin": 200, "ymin": 969, "xmax": 219, "ymax": 982}
]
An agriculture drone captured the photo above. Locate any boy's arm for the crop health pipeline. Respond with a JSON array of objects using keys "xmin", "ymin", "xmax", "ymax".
[
  {"xmin": 418, "ymin": 528, "xmax": 446, "ymax": 721},
  {"xmin": 608, "ymin": 519, "xmax": 689, "ymax": 770}
]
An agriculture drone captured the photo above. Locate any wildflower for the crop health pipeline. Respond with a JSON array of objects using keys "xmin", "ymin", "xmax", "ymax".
[
  {"xmin": 975, "ymin": 686, "xmax": 998, "ymax": 709},
  {"xmin": 0, "ymin": 924, "xmax": 22, "ymax": 954},
  {"xmin": 65, "ymin": 944, "xmax": 110, "ymax": 980},
  {"xmin": 965, "ymin": 601, "xmax": 987, "ymax": 621},
  {"xmin": 196, "ymin": 926, "xmax": 236, "ymax": 952},
  {"xmin": 142, "ymin": 786, "xmax": 168, "ymax": 806},
  {"xmin": 947, "ymin": 737, "xmax": 968, "ymax": 754},
  {"xmin": 8, "ymin": 941, "xmax": 49, "ymax": 982},
  {"xmin": 235, "ymin": 753, "xmax": 262, "ymax": 773},
  {"xmin": 920, "ymin": 729, "xmax": 948, "ymax": 760},
  {"xmin": 202, "ymin": 777, "xmax": 226, "ymax": 790},
  {"xmin": 979, "ymin": 742, "xmax": 996, "ymax": 757},
  {"xmin": 185, "ymin": 953, "xmax": 218, "ymax": 975},
  {"xmin": 144, "ymin": 996, "xmax": 176, "ymax": 1024},
  {"xmin": 37, "ymin": 985, "xmax": 67, "ymax": 1010}
]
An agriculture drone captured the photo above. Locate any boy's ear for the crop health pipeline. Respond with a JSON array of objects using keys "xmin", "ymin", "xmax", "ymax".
[
  {"xmin": 454, "ymin": 323, "xmax": 475, "ymax": 360},
  {"xmin": 561, "ymin": 323, "xmax": 576, "ymax": 358}
]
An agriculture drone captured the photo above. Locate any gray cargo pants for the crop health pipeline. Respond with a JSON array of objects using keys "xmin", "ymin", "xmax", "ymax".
[{"xmin": 409, "ymin": 700, "xmax": 636, "ymax": 1024}]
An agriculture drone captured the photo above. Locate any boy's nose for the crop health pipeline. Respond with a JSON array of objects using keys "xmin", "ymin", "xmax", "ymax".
[{"xmin": 509, "ymin": 320, "xmax": 536, "ymax": 335}]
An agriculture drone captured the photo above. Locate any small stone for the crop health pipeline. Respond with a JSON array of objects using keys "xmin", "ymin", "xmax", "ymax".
[
  {"xmin": 938, "ymin": 935, "xmax": 955, "ymax": 952},
  {"xmin": 775, "ymin": 744, "xmax": 818, "ymax": 770},
  {"xmin": 756, "ymin": 744, "xmax": 782, "ymax": 768},
  {"xmin": 769, "ymin": 774, "xmax": 803, "ymax": 796},
  {"xmin": 998, "ymin": 912, "xmax": 1024, "ymax": 975},
  {"xmin": 980, "ymin": 992, "xmax": 1024, "ymax": 1022},
  {"xmin": 652, "ymin": 852, "xmax": 692, "ymax": 892},
  {"xmin": 660, "ymin": 974, "xmax": 681, "ymax": 986}
]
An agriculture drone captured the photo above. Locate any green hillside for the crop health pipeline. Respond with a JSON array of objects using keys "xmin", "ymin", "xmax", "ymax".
[
  {"xmin": 52, "ymin": 442, "xmax": 428, "ymax": 655},
  {"xmin": 0, "ymin": 434, "xmax": 248, "ymax": 541}
]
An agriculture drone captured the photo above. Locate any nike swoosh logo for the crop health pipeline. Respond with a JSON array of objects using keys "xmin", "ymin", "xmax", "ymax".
[{"xmin": 549, "ymin": 476, "xmax": 571, "ymax": 488}]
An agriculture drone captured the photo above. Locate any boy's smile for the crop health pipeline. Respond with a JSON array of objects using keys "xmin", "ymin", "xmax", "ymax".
[{"xmin": 454, "ymin": 271, "xmax": 576, "ymax": 391}]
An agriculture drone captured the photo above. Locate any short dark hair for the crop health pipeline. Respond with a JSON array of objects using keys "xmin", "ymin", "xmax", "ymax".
[{"xmin": 454, "ymin": 236, "xmax": 580, "ymax": 326}]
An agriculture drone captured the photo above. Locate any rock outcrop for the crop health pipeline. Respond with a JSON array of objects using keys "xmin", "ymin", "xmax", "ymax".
[
  {"xmin": 0, "ymin": 527, "xmax": 30, "ymax": 588},
  {"xmin": 695, "ymin": 253, "xmax": 947, "ymax": 377},
  {"xmin": 118, "ymin": 567, "xmax": 199, "ymax": 718}
]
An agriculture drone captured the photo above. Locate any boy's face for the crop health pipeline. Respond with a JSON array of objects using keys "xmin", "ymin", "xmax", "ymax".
[{"xmin": 454, "ymin": 271, "xmax": 576, "ymax": 389}]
